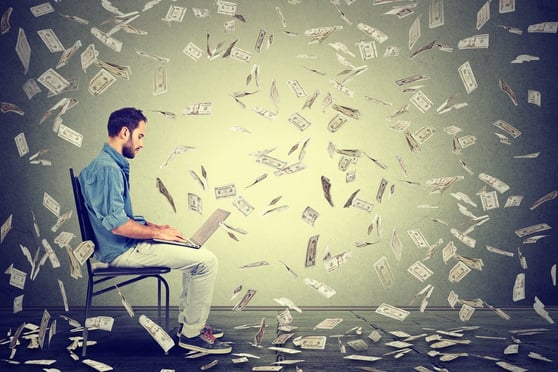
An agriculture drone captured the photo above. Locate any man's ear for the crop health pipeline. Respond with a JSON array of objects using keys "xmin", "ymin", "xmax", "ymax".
[{"xmin": 119, "ymin": 127, "xmax": 129, "ymax": 139}]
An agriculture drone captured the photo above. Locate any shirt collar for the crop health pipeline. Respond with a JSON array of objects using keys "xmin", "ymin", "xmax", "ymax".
[{"xmin": 102, "ymin": 142, "xmax": 130, "ymax": 174}]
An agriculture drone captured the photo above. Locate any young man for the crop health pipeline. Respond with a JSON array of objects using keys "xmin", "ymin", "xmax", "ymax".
[{"xmin": 79, "ymin": 107, "xmax": 231, "ymax": 354}]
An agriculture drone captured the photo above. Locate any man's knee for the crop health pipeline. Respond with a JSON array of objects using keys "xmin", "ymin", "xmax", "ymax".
[{"xmin": 193, "ymin": 250, "xmax": 218, "ymax": 276}]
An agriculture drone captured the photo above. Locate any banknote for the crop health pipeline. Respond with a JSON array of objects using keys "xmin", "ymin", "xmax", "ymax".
[
  {"xmin": 357, "ymin": 23, "xmax": 388, "ymax": 43},
  {"xmin": 478, "ymin": 172, "xmax": 510, "ymax": 193},
  {"xmin": 233, "ymin": 289, "xmax": 257, "ymax": 311},
  {"xmin": 91, "ymin": 27, "xmax": 122, "ymax": 52},
  {"xmin": 527, "ymin": 22, "xmax": 558, "ymax": 33},
  {"xmin": 408, "ymin": 260, "xmax": 433, "ymax": 282},
  {"xmin": 408, "ymin": 15, "xmax": 421, "ymax": 50},
  {"xmin": 288, "ymin": 112, "xmax": 311, "ymax": 131},
  {"xmin": 493, "ymin": 119, "xmax": 521, "ymax": 138},
  {"xmin": 230, "ymin": 46, "xmax": 252, "ymax": 63},
  {"xmin": 407, "ymin": 228, "xmax": 429, "ymax": 249},
  {"xmin": 499, "ymin": 78, "xmax": 518, "ymax": 106},
  {"xmin": 37, "ymin": 29, "xmax": 65, "ymax": 53},
  {"xmin": 458, "ymin": 61, "xmax": 478, "ymax": 94},
  {"xmin": 38, "ymin": 68, "xmax": 71, "ymax": 95},
  {"xmin": 448, "ymin": 261, "xmax": 471, "ymax": 283},
  {"xmin": 301, "ymin": 206, "xmax": 319, "ymax": 226},
  {"xmin": 215, "ymin": 184, "xmax": 236, "ymax": 199},
  {"xmin": 16, "ymin": 28, "xmax": 31, "ymax": 74},
  {"xmin": 374, "ymin": 256, "xmax": 393, "ymax": 289},
  {"xmin": 327, "ymin": 112, "xmax": 349, "ymax": 132},
  {"xmin": 303, "ymin": 277, "xmax": 336, "ymax": 298},
  {"xmin": 88, "ymin": 68, "xmax": 116, "ymax": 96},
  {"xmin": 183, "ymin": 41, "xmax": 204, "ymax": 61},
  {"xmin": 30, "ymin": 2, "xmax": 54, "ymax": 17},
  {"xmin": 499, "ymin": 0, "xmax": 515, "ymax": 14},
  {"xmin": 255, "ymin": 28, "xmax": 267, "ymax": 53},
  {"xmin": 14, "ymin": 132, "xmax": 29, "ymax": 157},
  {"xmin": 479, "ymin": 190, "xmax": 499, "ymax": 211},
  {"xmin": 352, "ymin": 198, "xmax": 374, "ymax": 213},
  {"xmin": 139, "ymin": 314, "xmax": 175, "ymax": 353},
  {"xmin": 58, "ymin": 124, "xmax": 83, "ymax": 148},
  {"xmin": 459, "ymin": 304, "xmax": 475, "ymax": 321},
  {"xmin": 164, "ymin": 4, "xmax": 186, "ymax": 22},
  {"xmin": 410, "ymin": 90, "xmax": 433, "ymax": 113},
  {"xmin": 476, "ymin": 1, "xmax": 490, "ymax": 30},
  {"xmin": 183, "ymin": 102, "xmax": 212, "ymax": 115},
  {"xmin": 512, "ymin": 273, "xmax": 525, "ymax": 301},
  {"xmin": 458, "ymin": 34, "xmax": 489, "ymax": 49},
  {"xmin": 528, "ymin": 90, "xmax": 541, "ymax": 106},
  {"xmin": 153, "ymin": 63, "xmax": 167, "ymax": 95},
  {"xmin": 0, "ymin": 7, "xmax": 12, "ymax": 35},
  {"xmin": 217, "ymin": 0, "xmax": 237, "ymax": 16},
  {"xmin": 375, "ymin": 303, "xmax": 409, "ymax": 321},
  {"xmin": 429, "ymin": 0, "xmax": 444, "ymax": 28},
  {"xmin": 514, "ymin": 223, "xmax": 551, "ymax": 238},
  {"xmin": 529, "ymin": 190, "xmax": 557, "ymax": 210},
  {"xmin": 305, "ymin": 235, "xmax": 318, "ymax": 267},
  {"xmin": 81, "ymin": 44, "xmax": 98, "ymax": 71},
  {"xmin": 187, "ymin": 193, "xmax": 202, "ymax": 214},
  {"xmin": 233, "ymin": 195, "xmax": 254, "ymax": 216},
  {"xmin": 156, "ymin": 177, "xmax": 176, "ymax": 212}
]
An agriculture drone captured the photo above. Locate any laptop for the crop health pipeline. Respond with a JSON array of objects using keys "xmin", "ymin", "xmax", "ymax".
[{"xmin": 152, "ymin": 208, "xmax": 230, "ymax": 248}]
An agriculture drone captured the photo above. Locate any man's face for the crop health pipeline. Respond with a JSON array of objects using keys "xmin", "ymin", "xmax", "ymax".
[{"xmin": 122, "ymin": 120, "xmax": 146, "ymax": 159}]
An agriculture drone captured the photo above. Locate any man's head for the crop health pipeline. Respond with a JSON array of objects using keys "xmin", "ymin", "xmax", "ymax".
[{"xmin": 107, "ymin": 107, "xmax": 147, "ymax": 159}]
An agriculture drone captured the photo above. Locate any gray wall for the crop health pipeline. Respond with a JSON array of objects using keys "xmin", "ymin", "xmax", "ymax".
[{"xmin": 1, "ymin": 0, "xmax": 557, "ymax": 311}]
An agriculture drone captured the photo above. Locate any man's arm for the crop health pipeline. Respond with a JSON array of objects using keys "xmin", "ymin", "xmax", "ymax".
[{"xmin": 112, "ymin": 219, "xmax": 187, "ymax": 242}]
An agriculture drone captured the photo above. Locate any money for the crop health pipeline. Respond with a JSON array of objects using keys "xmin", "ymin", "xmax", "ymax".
[
  {"xmin": 37, "ymin": 29, "xmax": 65, "ymax": 53},
  {"xmin": 88, "ymin": 68, "xmax": 116, "ymax": 96},
  {"xmin": 230, "ymin": 46, "xmax": 252, "ymax": 63},
  {"xmin": 16, "ymin": 28, "xmax": 31, "ymax": 74},
  {"xmin": 458, "ymin": 61, "xmax": 478, "ymax": 94},
  {"xmin": 217, "ymin": 0, "xmax": 237, "ymax": 16},
  {"xmin": 183, "ymin": 42, "xmax": 204, "ymax": 60},
  {"xmin": 9, "ymin": 266, "xmax": 26, "ymax": 290},
  {"xmin": 188, "ymin": 193, "xmax": 202, "ymax": 214},
  {"xmin": 287, "ymin": 80, "xmax": 307, "ymax": 98},
  {"xmin": 91, "ymin": 27, "xmax": 122, "ymax": 52},
  {"xmin": 324, "ymin": 249, "xmax": 351, "ymax": 272},
  {"xmin": 373, "ymin": 256, "xmax": 394, "ymax": 289},
  {"xmin": 459, "ymin": 304, "xmax": 475, "ymax": 322},
  {"xmin": 255, "ymin": 29, "xmax": 267, "ymax": 53},
  {"xmin": 305, "ymin": 235, "xmax": 318, "ymax": 267},
  {"xmin": 478, "ymin": 172, "xmax": 510, "ymax": 193},
  {"xmin": 153, "ymin": 63, "xmax": 167, "ymax": 95},
  {"xmin": 408, "ymin": 261, "xmax": 433, "ymax": 282},
  {"xmin": 476, "ymin": 1, "xmax": 490, "ymax": 30},
  {"xmin": 321, "ymin": 176, "xmax": 334, "ymax": 207},
  {"xmin": 156, "ymin": 177, "xmax": 176, "ymax": 212},
  {"xmin": 429, "ymin": 0, "xmax": 444, "ymax": 28},
  {"xmin": 138, "ymin": 314, "xmax": 175, "ymax": 353},
  {"xmin": 14, "ymin": 132, "xmax": 29, "ymax": 157},
  {"xmin": 303, "ymin": 278, "xmax": 336, "ymax": 298},
  {"xmin": 448, "ymin": 261, "xmax": 471, "ymax": 283},
  {"xmin": 1, "ymin": 7, "xmax": 12, "ymax": 35},
  {"xmin": 233, "ymin": 195, "xmax": 254, "ymax": 216},
  {"xmin": 458, "ymin": 34, "xmax": 489, "ymax": 49},
  {"xmin": 499, "ymin": 0, "xmax": 515, "ymax": 13},
  {"xmin": 493, "ymin": 119, "xmax": 521, "ymax": 138},
  {"xmin": 1, "ymin": 214, "xmax": 12, "ymax": 243},
  {"xmin": 302, "ymin": 206, "xmax": 319, "ymax": 226},
  {"xmin": 410, "ymin": 90, "xmax": 433, "ymax": 113},
  {"xmin": 58, "ymin": 124, "xmax": 83, "ymax": 148},
  {"xmin": 357, "ymin": 23, "xmax": 388, "ymax": 43},
  {"xmin": 356, "ymin": 40, "xmax": 377, "ymax": 60},
  {"xmin": 38, "ymin": 68, "xmax": 71, "ymax": 95},
  {"xmin": 479, "ymin": 190, "xmax": 499, "ymax": 211},
  {"xmin": 288, "ymin": 112, "xmax": 311, "ymax": 131},
  {"xmin": 528, "ymin": 90, "xmax": 541, "ymax": 106},
  {"xmin": 352, "ymin": 198, "xmax": 374, "ymax": 213},
  {"xmin": 530, "ymin": 190, "xmax": 557, "ymax": 210},
  {"xmin": 164, "ymin": 5, "xmax": 186, "ymax": 22},
  {"xmin": 30, "ymin": 2, "xmax": 55, "ymax": 17},
  {"xmin": 512, "ymin": 273, "xmax": 525, "ymax": 301},
  {"xmin": 215, "ymin": 184, "xmax": 236, "ymax": 199},
  {"xmin": 81, "ymin": 44, "xmax": 98, "ymax": 71},
  {"xmin": 375, "ymin": 303, "xmax": 410, "ymax": 321},
  {"xmin": 233, "ymin": 289, "xmax": 257, "ymax": 311},
  {"xmin": 408, "ymin": 15, "xmax": 421, "ymax": 50},
  {"xmin": 528, "ymin": 22, "xmax": 558, "ymax": 33},
  {"xmin": 514, "ymin": 223, "xmax": 551, "ymax": 238},
  {"xmin": 499, "ymin": 78, "xmax": 518, "ymax": 106},
  {"xmin": 407, "ymin": 229, "xmax": 429, "ymax": 249}
]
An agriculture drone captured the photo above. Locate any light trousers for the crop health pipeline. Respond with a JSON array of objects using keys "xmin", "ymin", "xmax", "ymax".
[{"xmin": 110, "ymin": 241, "xmax": 218, "ymax": 338}]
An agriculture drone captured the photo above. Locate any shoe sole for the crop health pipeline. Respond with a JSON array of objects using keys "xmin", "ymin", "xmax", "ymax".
[
  {"xmin": 177, "ymin": 328, "xmax": 223, "ymax": 338},
  {"xmin": 178, "ymin": 340, "xmax": 231, "ymax": 354}
]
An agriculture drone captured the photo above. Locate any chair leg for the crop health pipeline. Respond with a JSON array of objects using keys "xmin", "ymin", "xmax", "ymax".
[
  {"xmin": 82, "ymin": 280, "xmax": 94, "ymax": 357},
  {"xmin": 157, "ymin": 277, "xmax": 162, "ymax": 327}
]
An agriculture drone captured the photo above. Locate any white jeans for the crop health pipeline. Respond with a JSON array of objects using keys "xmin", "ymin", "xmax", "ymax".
[{"xmin": 110, "ymin": 241, "xmax": 218, "ymax": 338}]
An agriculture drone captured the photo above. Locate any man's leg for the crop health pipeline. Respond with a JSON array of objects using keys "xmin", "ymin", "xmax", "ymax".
[{"xmin": 110, "ymin": 242, "xmax": 231, "ymax": 354}]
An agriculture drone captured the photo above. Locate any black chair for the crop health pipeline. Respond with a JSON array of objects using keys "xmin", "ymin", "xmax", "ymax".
[{"xmin": 69, "ymin": 168, "xmax": 170, "ymax": 357}]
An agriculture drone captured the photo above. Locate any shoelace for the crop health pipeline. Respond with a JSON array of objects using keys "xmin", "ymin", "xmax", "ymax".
[{"xmin": 200, "ymin": 327, "xmax": 216, "ymax": 344}]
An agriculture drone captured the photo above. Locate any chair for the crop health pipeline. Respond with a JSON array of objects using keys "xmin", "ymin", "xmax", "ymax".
[{"xmin": 69, "ymin": 168, "xmax": 171, "ymax": 357}]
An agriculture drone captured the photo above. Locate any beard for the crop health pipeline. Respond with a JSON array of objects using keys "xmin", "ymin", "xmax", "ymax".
[{"xmin": 122, "ymin": 138, "xmax": 137, "ymax": 159}]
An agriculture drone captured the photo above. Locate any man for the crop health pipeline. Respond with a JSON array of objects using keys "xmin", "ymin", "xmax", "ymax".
[{"xmin": 79, "ymin": 107, "xmax": 231, "ymax": 354}]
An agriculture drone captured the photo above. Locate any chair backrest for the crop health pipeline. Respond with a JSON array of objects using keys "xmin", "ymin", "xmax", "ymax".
[{"xmin": 69, "ymin": 168, "xmax": 96, "ymax": 276}]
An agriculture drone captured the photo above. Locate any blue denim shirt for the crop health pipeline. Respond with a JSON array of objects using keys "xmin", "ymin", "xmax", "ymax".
[{"xmin": 78, "ymin": 143, "xmax": 144, "ymax": 263}]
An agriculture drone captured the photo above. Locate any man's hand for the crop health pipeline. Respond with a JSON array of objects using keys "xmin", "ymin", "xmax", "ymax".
[{"xmin": 112, "ymin": 219, "xmax": 187, "ymax": 242}]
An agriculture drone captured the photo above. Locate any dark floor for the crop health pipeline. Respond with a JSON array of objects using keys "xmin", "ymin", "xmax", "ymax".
[{"xmin": 0, "ymin": 307, "xmax": 556, "ymax": 371}]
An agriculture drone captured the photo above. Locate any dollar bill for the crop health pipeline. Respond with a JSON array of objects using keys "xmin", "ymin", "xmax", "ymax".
[
  {"xmin": 320, "ymin": 176, "xmax": 334, "ymax": 206},
  {"xmin": 233, "ymin": 195, "xmax": 254, "ymax": 216},
  {"xmin": 288, "ymin": 112, "xmax": 311, "ymax": 131},
  {"xmin": 88, "ymin": 68, "xmax": 116, "ymax": 96},
  {"xmin": 373, "ymin": 256, "xmax": 394, "ymax": 289},
  {"xmin": 255, "ymin": 28, "xmax": 267, "ymax": 53},
  {"xmin": 374, "ymin": 178, "xmax": 387, "ymax": 203},
  {"xmin": 410, "ymin": 90, "xmax": 433, "ymax": 113},
  {"xmin": 230, "ymin": 46, "xmax": 252, "ymax": 62},
  {"xmin": 30, "ymin": 2, "xmax": 54, "ymax": 17},
  {"xmin": 448, "ymin": 261, "xmax": 471, "ymax": 283},
  {"xmin": 217, "ymin": 0, "xmax": 237, "ymax": 16},
  {"xmin": 43, "ymin": 192, "xmax": 61, "ymax": 217},
  {"xmin": 303, "ymin": 278, "xmax": 336, "ymax": 299},
  {"xmin": 407, "ymin": 228, "xmax": 429, "ymax": 249},
  {"xmin": 233, "ymin": 289, "xmax": 256, "ymax": 311},
  {"xmin": 514, "ymin": 223, "xmax": 551, "ymax": 238},
  {"xmin": 91, "ymin": 27, "xmax": 122, "ymax": 52},
  {"xmin": 56, "ymin": 40, "xmax": 82, "ymax": 69},
  {"xmin": 533, "ymin": 296, "xmax": 554, "ymax": 324},
  {"xmin": 476, "ymin": 1, "xmax": 490, "ymax": 30},
  {"xmin": 357, "ymin": 23, "xmax": 388, "ymax": 43},
  {"xmin": 305, "ymin": 235, "xmax": 319, "ymax": 267},
  {"xmin": 183, "ymin": 102, "xmax": 212, "ymax": 115},
  {"xmin": 450, "ymin": 227, "xmax": 476, "ymax": 248},
  {"xmin": 16, "ymin": 28, "xmax": 31, "ymax": 74},
  {"xmin": 58, "ymin": 124, "xmax": 83, "ymax": 148},
  {"xmin": 375, "ymin": 303, "xmax": 409, "ymax": 321},
  {"xmin": 37, "ymin": 29, "xmax": 65, "ymax": 53},
  {"xmin": 499, "ymin": 78, "xmax": 518, "ymax": 106},
  {"xmin": 252, "ymin": 106, "xmax": 277, "ymax": 120},
  {"xmin": 256, "ymin": 154, "xmax": 287, "ymax": 169},
  {"xmin": 529, "ymin": 190, "xmax": 557, "ymax": 210},
  {"xmin": 73, "ymin": 240, "xmax": 95, "ymax": 266},
  {"xmin": 1, "ymin": 214, "xmax": 13, "ymax": 243},
  {"xmin": 512, "ymin": 272, "xmax": 525, "ymax": 301},
  {"xmin": 81, "ymin": 44, "xmax": 98, "ymax": 72},
  {"xmin": 493, "ymin": 119, "xmax": 521, "ymax": 138},
  {"xmin": 479, "ymin": 190, "xmax": 499, "ymax": 211},
  {"xmin": 408, "ymin": 260, "xmax": 433, "ymax": 282},
  {"xmin": 183, "ymin": 41, "xmax": 204, "ymax": 60},
  {"xmin": 164, "ymin": 4, "xmax": 186, "ymax": 22},
  {"xmin": 408, "ymin": 15, "xmax": 421, "ymax": 50},
  {"xmin": 527, "ymin": 22, "xmax": 558, "ymax": 33},
  {"xmin": 413, "ymin": 127, "xmax": 435, "ymax": 145},
  {"xmin": 156, "ymin": 177, "xmax": 176, "ymax": 212},
  {"xmin": 327, "ymin": 112, "xmax": 349, "ymax": 132},
  {"xmin": 215, "ymin": 184, "xmax": 236, "ymax": 199},
  {"xmin": 14, "ymin": 132, "xmax": 29, "ymax": 157},
  {"xmin": 352, "ymin": 198, "xmax": 374, "ymax": 213},
  {"xmin": 330, "ymin": 80, "xmax": 354, "ymax": 97},
  {"xmin": 504, "ymin": 195, "xmax": 523, "ymax": 207},
  {"xmin": 287, "ymin": 79, "xmax": 307, "ymax": 98},
  {"xmin": 38, "ymin": 68, "xmax": 71, "ymax": 95},
  {"xmin": 324, "ymin": 249, "xmax": 351, "ymax": 272},
  {"xmin": 458, "ymin": 34, "xmax": 489, "ymax": 49},
  {"xmin": 458, "ymin": 61, "xmax": 478, "ymax": 94},
  {"xmin": 356, "ymin": 40, "xmax": 377, "ymax": 60},
  {"xmin": 478, "ymin": 172, "xmax": 510, "ymax": 193},
  {"xmin": 1, "ymin": 7, "xmax": 12, "ymax": 35},
  {"xmin": 527, "ymin": 90, "xmax": 541, "ymax": 106},
  {"xmin": 138, "ymin": 314, "xmax": 175, "ymax": 353},
  {"xmin": 459, "ymin": 303, "xmax": 475, "ymax": 322},
  {"xmin": 153, "ymin": 63, "xmax": 167, "ymax": 95},
  {"xmin": 429, "ymin": 0, "xmax": 444, "ymax": 28},
  {"xmin": 187, "ymin": 193, "xmax": 202, "ymax": 214},
  {"xmin": 301, "ymin": 206, "xmax": 319, "ymax": 226},
  {"xmin": 499, "ymin": 0, "xmax": 515, "ymax": 13}
]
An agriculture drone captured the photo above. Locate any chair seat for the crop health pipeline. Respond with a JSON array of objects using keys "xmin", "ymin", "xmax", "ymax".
[{"xmin": 92, "ymin": 266, "xmax": 171, "ymax": 276}]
